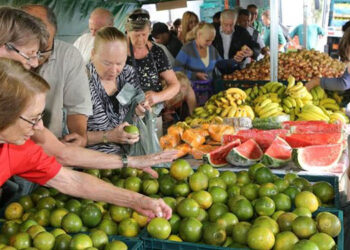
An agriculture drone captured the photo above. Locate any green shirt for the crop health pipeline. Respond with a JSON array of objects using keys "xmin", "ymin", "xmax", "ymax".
[
  {"xmin": 253, "ymin": 20, "xmax": 263, "ymax": 34},
  {"xmin": 262, "ymin": 25, "xmax": 286, "ymax": 49}
]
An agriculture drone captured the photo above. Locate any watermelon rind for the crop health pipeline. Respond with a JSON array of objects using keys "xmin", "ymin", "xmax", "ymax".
[
  {"xmin": 293, "ymin": 144, "xmax": 343, "ymax": 172},
  {"xmin": 261, "ymin": 137, "xmax": 292, "ymax": 168},
  {"xmin": 226, "ymin": 139, "xmax": 263, "ymax": 167},
  {"xmin": 253, "ymin": 115, "xmax": 290, "ymax": 130},
  {"xmin": 203, "ymin": 139, "xmax": 241, "ymax": 167}
]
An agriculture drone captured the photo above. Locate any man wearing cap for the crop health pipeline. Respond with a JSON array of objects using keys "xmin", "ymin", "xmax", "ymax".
[
  {"xmin": 74, "ymin": 8, "xmax": 114, "ymax": 64},
  {"xmin": 151, "ymin": 22, "xmax": 182, "ymax": 58}
]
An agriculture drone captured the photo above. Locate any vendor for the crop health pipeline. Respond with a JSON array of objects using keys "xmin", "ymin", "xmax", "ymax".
[
  {"xmin": 261, "ymin": 10, "xmax": 286, "ymax": 52},
  {"xmin": 0, "ymin": 58, "xmax": 171, "ymax": 219},
  {"xmin": 86, "ymin": 26, "xmax": 150, "ymax": 154}
]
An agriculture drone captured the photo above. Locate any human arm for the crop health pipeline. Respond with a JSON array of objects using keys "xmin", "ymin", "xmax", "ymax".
[
  {"xmin": 61, "ymin": 114, "xmax": 88, "ymax": 147},
  {"xmin": 185, "ymin": 86, "xmax": 197, "ymax": 115},
  {"xmin": 32, "ymin": 127, "xmax": 177, "ymax": 176},
  {"xmin": 46, "ymin": 167, "xmax": 172, "ymax": 219},
  {"xmin": 306, "ymin": 66, "xmax": 350, "ymax": 91}
]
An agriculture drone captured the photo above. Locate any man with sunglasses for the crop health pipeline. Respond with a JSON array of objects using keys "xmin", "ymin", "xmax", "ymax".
[{"xmin": 22, "ymin": 4, "xmax": 92, "ymax": 148}]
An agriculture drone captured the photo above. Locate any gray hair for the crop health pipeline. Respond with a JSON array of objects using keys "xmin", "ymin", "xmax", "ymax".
[
  {"xmin": 0, "ymin": 6, "xmax": 49, "ymax": 51},
  {"xmin": 220, "ymin": 9, "xmax": 238, "ymax": 23}
]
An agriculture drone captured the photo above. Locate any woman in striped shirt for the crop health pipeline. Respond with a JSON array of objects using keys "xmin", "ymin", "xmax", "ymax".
[{"xmin": 86, "ymin": 27, "xmax": 150, "ymax": 154}]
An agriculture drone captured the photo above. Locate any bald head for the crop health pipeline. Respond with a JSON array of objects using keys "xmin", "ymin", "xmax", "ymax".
[{"xmin": 89, "ymin": 8, "xmax": 114, "ymax": 36}]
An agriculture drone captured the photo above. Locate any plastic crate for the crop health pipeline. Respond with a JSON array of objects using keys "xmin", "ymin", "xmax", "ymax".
[{"xmin": 109, "ymin": 235, "xmax": 143, "ymax": 250}]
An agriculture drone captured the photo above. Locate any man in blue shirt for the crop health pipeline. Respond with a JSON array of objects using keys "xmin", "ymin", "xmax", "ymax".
[{"xmin": 290, "ymin": 24, "xmax": 325, "ymax": 50}]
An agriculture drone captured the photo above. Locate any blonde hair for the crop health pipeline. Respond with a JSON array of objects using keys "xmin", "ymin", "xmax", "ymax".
[
  {"xmin": 175, "ymin": 71, "xmax": 191, "ymax": 88},
  {"xmin": 181, "ymin": 11, "xmax": 199, "ymax": 43},
  {"xmin": 191, "ymin": 22, "xmax": 216, "ymax": 41},
  {"xmin": 0, "ymin": 6, "xmax": 49, "ymax": 51},
  {"xmin": 93, "ymin": 26, "xmax": 127, "ymax": 52},
  {"xmin": 0, "ymin": 58, "xmax": 50, "ymax": 130}
]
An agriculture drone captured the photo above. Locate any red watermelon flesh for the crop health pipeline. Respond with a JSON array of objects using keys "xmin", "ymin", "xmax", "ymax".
[
  {"xmin": 203, "ymin": 139, "xmax": 241, "ymax": 167},
  {"xmin": 282, "ymin": 121, "xmax": 342, "ymax": 133},
  {"xmin": 235, "ymin": 139, "xmax": 263, "ymax": 160},
  {"xmin": 264, "ymin": 137, "xmax": 292, "ymax": 160},
  {"xmin": 285, "ymin": 133, "xmax": 342, "ymax": 148},
  {"xmin": 222, "ymin": 129, "xmax": 289, "ymax": 151},
  {"xmin": 294, "ymin": 143, "xmax": 343, "ymax": 171}
]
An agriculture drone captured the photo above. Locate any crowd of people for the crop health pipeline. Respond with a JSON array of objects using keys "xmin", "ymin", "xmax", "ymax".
[{"xmin": 0, "ymin": 2, "xmax": 345, "ymax": 222}]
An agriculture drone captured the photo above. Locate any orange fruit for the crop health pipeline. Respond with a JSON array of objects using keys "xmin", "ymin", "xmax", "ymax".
[
  {"xmin": 258, "ymin": 183, "xmax": 278, "ymax": 197},
  {"xmin": 50, "ymin": 228, "xmax": 65, "ymax": 237},
  {"xmin": 18, "ymin": 196, "xmax": 34, "ymax": 211},
  {"xmin": 84, "ymin": 169, "xmax": 100, "ymax": 178},
  {"xmin": 236, "ymin": 171, "xmax": 251, "ymax": 186},
  {"xmin": 272, "ymin": 193, "xmax": 292, "ymax": 211},
  {"xmin": 240, "ymin": 183, "xmax": 259, "ymax": 201},
  {"xmin": 142, "ymin": 179, "xmax": 159, "ymax": 195},
  {"xmin": 216, "ymin": 212, "xmax": 238, "ymax": 233},
  {"xmin": 208, "ymin": 187, "xmax": 227, "ymax": 204},
  {"xmin": 248, "ymin": 163, "xmax": 265, "ymax": 180},
  {"xmin": 191, "ymin": 190, "xmax": 213, "ymax": 209},
  {"xmin": 121, "ymin": 167, "xmax": 138, "ymax": 178},
  {"xmin": 293, "ymin": 207, "xmax": 312, "ymax": 217},
  {"xmin": 118, "ymin": 218, "xmax": 139, "ymax": 237},
  {"xmin": 274, "ymin": 231, "xmax": 299, "ymax": 250},
  {"xmin": 104, "ymin": 240, "xmax": 127, "ymax": 250},
  {"xmin": 49, "ymin": 208, "xmax": 69, "ymax": 228},
  {"xmin": 61, "ymin": 213, "xmax": 83, "ymax": 233},
  {"xmin": 295, "ymin": 191, "xmax": 319, "ymax": 213},
  {"xmin": 312, "ymin": 181, "xmax": 335, "ymax": 204},
  {"xmin": 197, "ymin": 164, "xmax": 217, "ymax": 178},
  {"xmin": 219, "ymin": 171, "xmax": 237, "ymax": 186},
  {"xmin": 179, "ymin": 217, "xmax": 202, "ymax": 242},
  {"xmin": 132, "ymin": 211, "xmax": 148, "ymax": 227},
  {"xmin": 37, "ymin": 197, "xmax": 56, "ymax": 210},
  {"xmin": 31, "ymin": 187, "xmax": 50, "ymax": 204},
  {"xmin": 54, "ymin": 234, "xmax": 72, "ymax": 250},
  {"xmin": 64, "ymin": 199, "xmax": 82, "ymax": 214},
  {"xmin": 292, "ymin": 177, "xmax": 311, "ymax": 191},
  {"xmin": 292, "ymin": 216, "xmax": 317, "ymax": 239},
  {"xmin": 310, "ymin": 232, "xmax": 336, "ymax": 250},
  {"xmin": 227, "ymin": 185, "xmax": 240, "ymax": 198},
  {"xmin": 208, "ymin": 177, "xmax": 227, "ymax": 190},
  {"xmin": 208, "ymin": 203, "xmax": 229, "ymax": 222},
  {"xmin": 109, "ymin": 205, "xmax": 131, "ymax": 222},
  {"xmin": 5, "ymin": 202, "xmax": 24, "ymax": 220},
  {"xmin": 81, "ymin": 204, "xmax": 102, "ymax": 228},
  {"xmin": 177, "ymin": 198, "xmax": 200, "ymax": 218},
  {"xmin": 69, "ymin": 233, "xmax": 93, "ymax": 250},
  {"xmin": 168, "ymin": 235, "xmax": 182, "ymax": 241},
  {"xmin": 274, "ymin": 178, "xmax": 289, "ymax": 192},
  {"xmin": 173, "ymin": 182, "xmax": 190, "ymax": 197},
  {"xmin": 147, "ymin": 218, "xmax": 171, "ymax": 240},
  {"xmin": 158, "ymin": 174, "xmax": 176, "ymax": 196},
  {"xmin": 316, "ymin": 211, "xmax": 341, "ymax": 237},
  {"xmin": 284, "ymin": 172, "xmax": 298, "ymax": 184},
  {"xmin": 277, "ymin": 212, "xmax": 298, "ymax": 231},
  {"xmin": 189, "ymin": 172, "xmax": 208, "ymax": 191},
  {"xmin": 170, "ymin": 159, "xmax": 193, "ymax": 180},
  {"xmin": 26, "ymin": 225, "xmax": 45, "ymax": 239},
  {"xmin": 292, "ymin": 239, "xmax": 319, "ymax": 250},
  {"xmin": 253, "ymin": 216, "xmax": 279, "ymax": 235},
  {"xmin": 97, "ymin": 219, "xmax": 118, "ymax": 235},
  {"xmin": 254, "ymin": 196, "xmax": 276, "ymax": 216},
  {"xmin": 231, "ymin": 221, "xmax": 251, "ymax": 245},
  {"xmin": 124, "ymin": 125, "xmax": 139, "ymax": 134},
  {"xmin": 230, "ymin": 198, "xmax": 254, "ymax": 221},
  {"xmin": 9, "ymin": 232, "xmax": 31, "ymax": 249},
  {"xmin": 124, "ymin": 176, "xmax": 142, "ymax": 192},
  {"xmin": 19, "ymin": 219, "xmax": 38, "ymax": 233},
  {"xmin": 33, "ymin": 231, "xmax": 55, "ymax": 250},
  {"xmin": 255, "ymin": 167, "xmax": 274, "ymax": 184},
  {"xmin": 90, "ymin": 229, "xmax": 108, "ymax": 249},
  {"xmin": 196, "ymin": 208, "xmax": 208, "ymax": 222},
  {"xmin": 272, "ymin": 210, "xmax": 285, "ymax": 221},
  {"xmin": 163, "ymin": 197, "xmax": 176, "ymax": 211},
  {"xmin": 203, "ymin": 222, "xmax": 226, "ymax": 246},
  {"xmin": 247, "ymin": 226, "xmax": 275, "ymax": 250},
  {"xmin": 169, "ymin": 214, "xmax": 181, "ymax": 234},
  {"xmin": 283, "ymin": 186, "xmax": 301, "ymax": 202},
  {"xmin": 33, "ymin": 209, "xmax": 50, "ymax": 226}
]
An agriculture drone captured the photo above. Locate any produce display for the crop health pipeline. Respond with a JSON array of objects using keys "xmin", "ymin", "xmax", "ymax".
[{"xmin": 222, "ymin": 50, "xmax": 345, "ymax": 81}]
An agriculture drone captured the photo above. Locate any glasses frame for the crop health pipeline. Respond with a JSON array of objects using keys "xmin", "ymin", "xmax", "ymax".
[
  {"xmin": 39, "ymin": 39, "xmax": 55, "ymax": 56},
  {"xmin": 19, "ymin": 111, "xmax": 45, "ymax": 128},
  {"xmin": 5, "ymin": 43, "xmax": 41, "ymax": 61}
]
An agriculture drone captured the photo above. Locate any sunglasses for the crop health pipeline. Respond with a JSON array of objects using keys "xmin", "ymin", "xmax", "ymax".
[{"xmin": 128, "ymin": 13, "xmax": 150, "ymax": 22}]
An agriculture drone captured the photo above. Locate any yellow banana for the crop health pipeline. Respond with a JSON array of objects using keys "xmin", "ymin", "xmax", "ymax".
[
  {"xmin": 234, "ymin": 108, "xmax": 242, "ymax": 118},
  {"xmin": 302, "ymin": 104, "xmax": 328, "ymax": 117},
  {"xmin": 290, "ymin": 110, "xmax": 295, "ymax": 121},
  {"xmin": 259, "ymin": 98, "xmax": 273, "ymax": 109},
  {"xmin": 259, "ymin": 103, "xmax": 280, "ymax": 117},
  {"xmin": 245, "ymin": 88, "xmax": 252, "ymax": 96},
  {"xmin": 295, "ymin": 98, "xmax": 304, "ymax": 108},
  {"xmin": 315, "ymin": 86, "xmax": 325, "ymax": 100},
  {"xmin": 253, "ymin": 86, "xmax": 259, "ymax": 96},
  {"xmin": 283, "ymin": 98, "xmax": 293, "ymax": 109},
  {"xmin": 260, "ymin": 108, "xmax": 281, "ymax": 119},
  {"xmin": 302, "ymin": 92, "xmax": 313, "ymax": 101},
  {"xmin": 243, "ymin": 105, "xmax": 255, "ymax": 120},
  {"xmin": 288, "ymin": 82, "xmax": 304, "ymax": 93},
  {"xmin": 319, "ymin": 98, "xmax": 337, "ymax": 106},
  {"xmin": 289, "ymin": 87, "xmax": 308, "ymax": 98},
  {"xmin": 323, "ymin": 103, "xmax": 340, "ymax": 111},
  {"xmin": 277, "ymin": 85, "xmax": 286, "ymax": 96},
  {"xmin": 226, "ymin": 88, "xmax": 247, "ymax": 99},
  {"xmin": 310, "ymin": 88, "xmax": 318, "ymax": 101},
  {"xmin": 289, "ymin": 97, "xmax": 297, "ymax": 107},
  {"xmin": 227, "ymin": 106, "xmax": 237, "ymax": 118},
  {"xmin": 214, "ymin": 100, "xmax": 222, "ymax": 107},
  {"xmin": 282, "ymin": 105, "xmax": 290, "ymax": 114},
  {"xmin": 237, "ymin": 99, "xmax": 243, "ymax": 105},
  {"xmin": 221, "ymin": 107, "xmax": 231, "ymax": 117},
  {"xmin": 271, "ymin": 82, "xmax": 283, "ymax": 93},
  {"xmin": 220, "ymin": 97, "xmax": 229, "ymax": 104},
  {"xmin": 333, "ymin": 92, "xmax": 343, "ymax": 104},
  {"xmin": 287, "ymin": 75, "xmax": 296, "ymax": 90},
  {"xmin": 216, "ymin": 107, "xmax": 222, "ymax": 114},
  {"xmin": 260, "ymin": 86, "xmax": 267, "ymax": 94},
  {"xmin": 241, "ymin": 109, "xmax": 247, "ymax": 118}
]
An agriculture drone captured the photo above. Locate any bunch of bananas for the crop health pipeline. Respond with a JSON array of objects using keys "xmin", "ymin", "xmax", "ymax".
[
  {"xmin": 245, "ymin": 82, "xmax": 286, "ymax": 103},
  {"xmin": 254, "ymin": 98, "xmax": 284, "ymax": 118},
  {"xmin": 310, "ymin": 86, "xmax": 342, "ymax": 110},
  {"xmin": 297, "ymin": 104, "xmax": 330, "ymax": 122}
]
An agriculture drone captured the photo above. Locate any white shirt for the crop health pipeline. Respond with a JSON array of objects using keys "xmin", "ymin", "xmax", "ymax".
[
  {"xmin": 247, "ymin": 26, "xmax": 265, "ymax": 49},
  {"xmin": 74, "ymin": 33, "xmax": 95, "ymax": 64},
  {"xmin": 220, "ymin": 29, "xmax": 233, "ymax": 60},
  {"xmin": 39, "ymin": 39, "xmax": 93, "ymax": 137}
]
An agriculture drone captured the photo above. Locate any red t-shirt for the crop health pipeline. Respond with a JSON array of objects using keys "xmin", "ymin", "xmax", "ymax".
[{"xmin": 0, "ymin": 139, "xmax": 62, "ymax": 186}]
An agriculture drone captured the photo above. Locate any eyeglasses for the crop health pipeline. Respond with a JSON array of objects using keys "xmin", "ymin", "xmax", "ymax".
[
  {"xmin": 5, "ymin": 43, "xmax": 41, "ymax": 62},
  {"xmin": 19, "ymin": 111, "xmax": 45, "ymax": 128},
  {"xmin": 128, "ymin": 13, "xmax": 150, "ymax": 22},
  {"xmin": 39, "ymin": 40, "xmax": 54, "ymax": 57}
]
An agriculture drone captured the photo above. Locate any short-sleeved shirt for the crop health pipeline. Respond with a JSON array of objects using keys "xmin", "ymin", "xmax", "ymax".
[
  {"xmin": 74, "ymin": 33, "xmax": 95, "ymax": 64},
  {"xmin": 126, "ymin": 42, "xmax": 172, "ymax": 92},
  {"xmin": 0, "ymin": 140, "xmax": 61, "ymax": 186},
  {"xmin": 38, "ymin": 39, "xmax": 93, "ymax": 138},
  {"xmin": 262, "ymin": 25, "xmax": 287, "ymax": 50},
  {"xmin": 290, "ymin": 24, "xmax": 325, "ymax": 50},
  {"xmin": 86, "ymin": 63, "xmax": 142, "ymax": 154},
  {"xmin": 253, "ymin": 20, "xmax": 263, "ymax": 34}
]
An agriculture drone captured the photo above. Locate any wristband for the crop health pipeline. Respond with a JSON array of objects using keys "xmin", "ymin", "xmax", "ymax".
[
  {"xmin": 121, "ymin": 154, "xmax": 128, "ymax": 168},
  {"xmin": 102, "ymin": 131, "xmax": 108, "ymax": 144}
]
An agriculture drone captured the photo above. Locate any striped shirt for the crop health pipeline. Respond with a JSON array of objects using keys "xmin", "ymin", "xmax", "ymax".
[{"xmin": 86, "ymin": 62, "xmax": 141, "ymax": 154}]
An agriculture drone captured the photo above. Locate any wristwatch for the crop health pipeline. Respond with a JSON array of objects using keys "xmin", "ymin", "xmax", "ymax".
[{"xmin": 121, "ymin": 154, "xmax": 128, "ymax": 168}]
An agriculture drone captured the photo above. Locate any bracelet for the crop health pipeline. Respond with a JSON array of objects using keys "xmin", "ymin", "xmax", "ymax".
[
  {"xmin": 102, "ymin": 131, "xmax": 108, "ymax": 144},
  {"xmin": 121, "ymin": 154, "xmax": 128, "ymax": 168}
]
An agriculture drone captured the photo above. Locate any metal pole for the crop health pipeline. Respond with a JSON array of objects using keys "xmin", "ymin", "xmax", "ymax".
[
  {"xmin": 270, "ymin": 0, "xmax": 279, "ymax": 81},
  {"xmin": 303, "ymin": 0, "xmax": 308, "ymax": 49}
]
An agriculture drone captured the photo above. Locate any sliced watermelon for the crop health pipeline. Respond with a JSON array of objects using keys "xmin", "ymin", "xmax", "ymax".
[
  {"xmin": 203, "ymin": 139, "xmax": 241, "ymax": 167},
  {"xmin": 293, "ymin": 143, "xmax": 343, "ymax": 172},
  {"xmin": 282, "ymin": 121, "xmax": 343, "ymax": 133},
  {"xmin": 261, "ymin": 137, "xmax": 292, "ymax": 168},
  {"xmin": 226, "ymin": 139, "xmax": 263, "ymax": 166},
  {"xmin": 222, "ymin": 129, "xmax": 289, "ymax": 151},
  {"xmin": 285, "ymin": 133, "xmax": 343, "ymax": 148}
]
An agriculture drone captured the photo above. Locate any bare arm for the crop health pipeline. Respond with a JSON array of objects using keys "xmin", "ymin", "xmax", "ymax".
[
  {"xmin": 46, "ymin": 167, "xmax": 172, "ymax": 219},
  {"xmin": 62, "ymin": 114, "xmax": 88, "ymax": 147},
  {"xmin": 185, "ymin": 87, "xmax": 197, "ymax": 115}
]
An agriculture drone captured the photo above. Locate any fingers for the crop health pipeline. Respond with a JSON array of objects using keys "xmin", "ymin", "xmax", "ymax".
[
  {"xmin": 158, "ymin": 199, "xmax": 172, "ymax": 219},
  {"xmin": 160, "ymin": 150, "xmax": 178, "ymax": 160},
  {"xmin": 143, "ymin": 167, "xmax": 159, "ymax": 178}
]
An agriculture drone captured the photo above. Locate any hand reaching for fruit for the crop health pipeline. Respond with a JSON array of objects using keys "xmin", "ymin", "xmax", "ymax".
[{"xmin": 108, "ymin": 122, "xmax": 139, "ymax": 144}]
